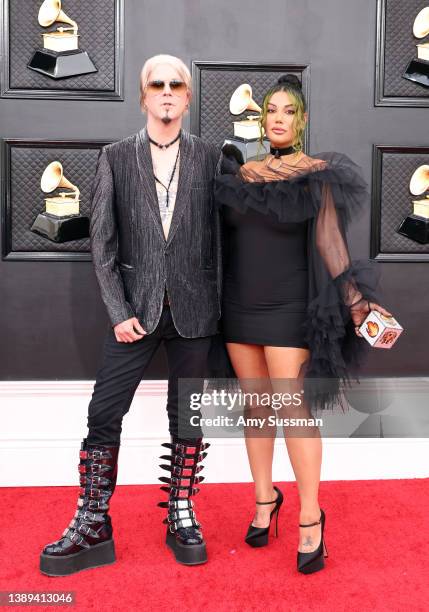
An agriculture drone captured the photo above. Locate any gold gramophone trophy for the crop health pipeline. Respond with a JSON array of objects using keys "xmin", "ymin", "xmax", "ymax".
[
  {"xmin": 404, "ymin": 6, "xmax": 429, "ymax": 87},
  {"xmin": 397, "ymin": 164, "xmax": 429, "ymax": 244},
  {"xmin": 31, "ymin": 161, "xmax": 89, "ymax": 243},
  {"xmin": 223, "ymin": 84, "xmax": 270, "ymax": 162},
  {"xmin": 28, "ymin": 0, "xmax": 97, "ymax": 79}
]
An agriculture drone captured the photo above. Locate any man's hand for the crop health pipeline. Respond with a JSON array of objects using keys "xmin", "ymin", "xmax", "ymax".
[
  {"xmin": 113, "ymin": 317, "xmax": 147, "ymax": 343},
  {"xmin": 350, "ymin": 299, "xmax": 393, "ymax": 337}
]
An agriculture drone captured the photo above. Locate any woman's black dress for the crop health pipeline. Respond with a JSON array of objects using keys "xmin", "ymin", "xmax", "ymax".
[
  {"xmin": 221, "ymin": 204, "xmax": 310, "ymax": 348},
  {"xmin": 213, "ymin": 149, "xmax": 381, "ymax": 409}
]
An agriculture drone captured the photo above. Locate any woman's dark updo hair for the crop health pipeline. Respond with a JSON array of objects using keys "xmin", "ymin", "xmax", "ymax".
[
  {"xmin": 258, "ymin": 73, "xmax": 307, "ymax": 152},
  {"xmin": 277, "ymin": 74, "xmax": 303, "ymax": 90}
]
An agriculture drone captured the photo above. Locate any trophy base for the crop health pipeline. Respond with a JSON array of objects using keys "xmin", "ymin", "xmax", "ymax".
[
  {"xmin": 27, "ymin": 48, "xmax": 97, "ymax": 79},
  {"xmin": 31, "ymin": 213, "xmax": 90, "ymax": 243},
  {"xmin": 397, "ymin": 214, "xmax": 429, "ymax": 244},
  {"xmin": 403, "ymin": 58, "xmax": 429, "ymax": 88},
  {"xmin": 223, "ymin": 136, "xmax": 271, "ymax": 162}
]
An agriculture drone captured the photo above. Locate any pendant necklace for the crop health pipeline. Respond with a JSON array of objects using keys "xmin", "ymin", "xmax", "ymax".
[{"xmin": 153, "ymin": 145, "xmax": 180, "ymax": 208}]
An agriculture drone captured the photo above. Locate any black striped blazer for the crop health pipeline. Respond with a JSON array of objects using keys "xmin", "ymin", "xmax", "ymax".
[{"xmin": 90, "ymin": 127, "xmax": 222, "ymax": 337}]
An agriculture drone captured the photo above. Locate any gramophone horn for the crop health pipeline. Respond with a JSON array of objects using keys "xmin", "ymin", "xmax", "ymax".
[
  {"xmin": 229, "ymin": 84, "xmax": 262, "ymax": 115},
  {"xmin": 413, "ymin": 6, "xmax": 429, "ymax": 39},
  {"xmin": 41, "ymin": 161, "xmax": 79, "ymax": 199},
  {"xmin": 409, "ymin": 164, "xmax": 429, "ymax": 196},
  {"xmin": 38, "ymin": 0, "xmax": 77, "ymax": 30}
]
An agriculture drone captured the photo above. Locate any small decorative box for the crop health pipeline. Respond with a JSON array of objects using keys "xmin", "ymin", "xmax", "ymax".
[{"xmin": 358, "ymin": 311, "xmax": 403, "ymax": 349}]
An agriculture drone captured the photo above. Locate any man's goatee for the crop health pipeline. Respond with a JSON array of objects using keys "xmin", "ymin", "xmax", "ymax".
[{"xmin": 161, "ymin": 115, "xmax": 172, "ymax": 124}]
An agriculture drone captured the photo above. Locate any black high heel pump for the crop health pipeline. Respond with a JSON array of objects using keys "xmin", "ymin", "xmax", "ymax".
[
  {"xmin": 245, "ymin": 485, "xmax": 284, "ymax": 547},
  {"xmin": 297, "ymin": 508, "xmax": 328, "ymax": 574}
]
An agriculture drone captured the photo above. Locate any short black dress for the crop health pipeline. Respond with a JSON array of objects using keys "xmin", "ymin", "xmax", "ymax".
[
  {"xmin": 221, "ymin": 203, "xmax": 310, "ymax": 348},
  {"xmin": 213, "ymin": 148, "xmax": 381, "ymax": 409}
]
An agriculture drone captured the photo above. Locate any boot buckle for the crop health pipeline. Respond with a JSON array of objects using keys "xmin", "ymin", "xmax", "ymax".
[
  {"xmin": 176, "ymin": 443, "xmax": 197, "ymax": 454},
  {"xmin": 88, "ymin": 500, "xmax": 106, "ymax": 511},
  {"xmin": 171, "ymin": 476, "xmax": 192, "ymax": 487},
  {"xmin": 88, "ymin": 449, "xmax": 109, "ymax": 460},
  {"xmin": 169, "ymin": 487, "xmax": 186, "ymax": 498},
  {"xmin": 69, "ymin": 530, "xmax": 90, "ymax": 548},
  {"xmin": 80, "ymin": 486, "xmax": 103, "ymax": 498},
  {"xmin": 78, "ymin": 462, "xmax": 104, "ymax": 474},
  {"xmin": 77, "ymin": 523, "xmax": 99, "ymax": 538}
]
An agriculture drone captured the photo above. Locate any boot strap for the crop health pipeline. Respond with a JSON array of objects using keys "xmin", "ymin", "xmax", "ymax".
[
  {"xmin": 159, "ymin": 452, "xmax": 207, "ymax": 466},
  {"xmin": 168, "ymin": 517, "xmax": 201, "ymax": 533},
  {"xmin": 165, "ymin": 508, "xmax": 197, "ymax": 522},
  {"xmin": 160, "ymin": 485, "xmax": 199, "ymax": 497},
  {"xmin": 76, "ymin": 522, "xmax": 100, "ymax": 538},
  {"xmin": 157, "ymin": 498, "xmax": 194, "ymax": 510},
  {"xmin": 79, "ymin": 474, "xmax": 111, "ymax": 487},
  {"xmin": 80, "ymin": 509, "xmax": 105, "ymax": 522},
  {"xmin": 62, "ymin": 526, "xmax": 89, "ymax": 547},
  {"xmin": 78, "ymin": 462, "xmax": 111, "ymax": 475},
  {"xmin": 72, "ymin": 508, "xmax": 105, "ymax": 523},
  {"xmin": 161, "ymin": 441, "xmax": 210, "ymax": 455},
  {"xmin": 79, "ymin": 486, "xmax": 112, "ymax": 499},
  {"xmin": 159, "ymin": 463, "xmax": 204, "ymax": 476},
  {"xmin": 86, "ymin": 499, "xmax": 109, "ymax": 511},
  {"xmin": 158, "ymin": 475, "xmax": 204, "ymax": 487},
  {"xmin": 80, "ymin": 448, "xmax": 114, "ymax": 460},
  {"xmin": 67, "ymin": 530, "xmax": 91, "ymax": 549}
]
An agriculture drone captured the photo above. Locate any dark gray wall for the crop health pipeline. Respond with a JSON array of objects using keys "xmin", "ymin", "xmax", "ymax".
[{"xmin": 1, "ymin": 0, "xmax": 427, "ymax": 379}]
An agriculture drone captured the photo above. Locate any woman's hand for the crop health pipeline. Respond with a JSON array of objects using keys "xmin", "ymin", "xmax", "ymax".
[{"xmin": 349, "ymin": 298, "xmax": 393, "ymax": 337}]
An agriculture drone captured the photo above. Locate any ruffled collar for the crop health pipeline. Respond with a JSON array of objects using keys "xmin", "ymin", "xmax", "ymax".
[
  {"xmin": 238, "ymin": 152, "xmax": 329, "ymax": 183},
  {"xmin": 214, "ymin": 150, "xmax": 369, "ymax": 225}
]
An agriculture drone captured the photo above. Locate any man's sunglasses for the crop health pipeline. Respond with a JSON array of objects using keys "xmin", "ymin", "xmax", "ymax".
[{"xmin": 146, "ymin": 80, "xmax": 187, "ymax": 94}]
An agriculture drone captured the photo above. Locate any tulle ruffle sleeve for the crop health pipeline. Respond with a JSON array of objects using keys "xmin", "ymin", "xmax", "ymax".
[
  {"xmin": 213, "ymin": 147, "xmax": 382, "ymax": 411},
  {"xmin": 214, "ymin": 150, "xmax": 369, "ymax": 227}
]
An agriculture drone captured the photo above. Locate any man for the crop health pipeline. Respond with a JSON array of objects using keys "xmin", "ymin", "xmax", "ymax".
[{"xmin": 39, "ymin": 54, "xmax": 222, "ymax": 575}]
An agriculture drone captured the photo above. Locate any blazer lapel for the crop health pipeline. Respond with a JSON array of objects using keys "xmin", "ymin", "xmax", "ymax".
[
  {"xmin": 166, "ymin": 130, "xmax": 194, "ymax": 247},
  {"xmin": 135, "ymin": 127, "xmax": 165, "ymax": 242}
]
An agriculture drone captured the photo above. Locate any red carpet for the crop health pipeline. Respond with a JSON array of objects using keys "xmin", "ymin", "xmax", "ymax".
[{"xmin": 1, "ymin": 479, "xmax": 428, "ymax": 611}]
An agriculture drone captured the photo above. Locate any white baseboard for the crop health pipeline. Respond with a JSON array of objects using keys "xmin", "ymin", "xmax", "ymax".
[{"xmin": 1, "ymin": 381, "xmax": 428, "ymax": 486}]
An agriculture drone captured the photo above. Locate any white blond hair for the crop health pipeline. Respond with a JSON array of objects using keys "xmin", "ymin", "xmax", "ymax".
[{"xmin": 139, "ymin": 54, "xmax": 192, "ymax": 107}]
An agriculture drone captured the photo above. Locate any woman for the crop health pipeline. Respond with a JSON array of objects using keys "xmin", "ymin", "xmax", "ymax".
[{"xmin": 214, "ymin": 74, "xmax": 391, "ymax": 574}]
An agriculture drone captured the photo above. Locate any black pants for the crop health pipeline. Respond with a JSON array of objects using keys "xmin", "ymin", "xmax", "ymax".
[{"xmin": 86, "ymin": 304, "xmax": 212, "ymax": 446}]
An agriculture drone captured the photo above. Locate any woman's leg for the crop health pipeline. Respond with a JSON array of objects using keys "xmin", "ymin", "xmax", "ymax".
[
  {"xmin": 226, "ymin": 342, "xmax": 278, "ymax": 528},
  {"xmin": 264, "ymin": 346, "xmax": 323, "ymax": 553}
]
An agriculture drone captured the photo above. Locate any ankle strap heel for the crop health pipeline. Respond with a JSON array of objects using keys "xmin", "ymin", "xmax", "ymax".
[
  {"xmin": 245, "ymin": 485, "xmax": 284, "ymax": 547},
  {"xmin": 297, "ymin": 508, "xmax": 327, "ymax": 574}
]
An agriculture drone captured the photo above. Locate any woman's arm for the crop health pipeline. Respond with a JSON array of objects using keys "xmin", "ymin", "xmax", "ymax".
[{"xmin": 315, "ymin": 182, "xmax": 391, "ymax": 334}]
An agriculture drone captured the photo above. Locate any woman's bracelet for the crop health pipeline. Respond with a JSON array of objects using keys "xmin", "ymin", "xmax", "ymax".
[{"xmin": 349, "ymin": 296, "xmax": 372, "ymax": 311}]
